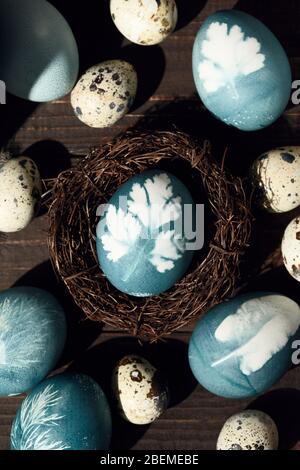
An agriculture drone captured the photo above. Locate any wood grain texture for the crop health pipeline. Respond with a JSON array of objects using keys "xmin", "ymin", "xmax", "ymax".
[{"xmin": 1, "ymin": 0, "xmax": 300, "ymax": 451}]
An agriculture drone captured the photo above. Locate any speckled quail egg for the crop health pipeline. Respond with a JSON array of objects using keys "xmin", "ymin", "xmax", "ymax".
[
  {"xmin": 0, "ymin": 154, "xmax": 41, "ymax": 233},
  {"xmin": 252, "ymin": 147, "xmax": 300, "ymax": 213},
  {"xmin": 217, "ymin": 410, "xmax": 279, "ymax": 450},
  {"xmin": 110, "ymin": 0, "xmax": 178, "ymax": 46},
  {"xmin": 112, "ymin": 355, "xmax": 169, "ymax": 425},
  {"xmin": 282, "ymin": 217, "xmax": 300, "ymax": 282},
  {"xmin": 71, "ymin": 60, "xmax": 137, "ymax": 128}
]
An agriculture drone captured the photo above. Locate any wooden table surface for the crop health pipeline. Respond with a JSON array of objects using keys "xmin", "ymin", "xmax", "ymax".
[{"xmin": 1, "ymin": 0, "xmax": 300, "ymax": 451}]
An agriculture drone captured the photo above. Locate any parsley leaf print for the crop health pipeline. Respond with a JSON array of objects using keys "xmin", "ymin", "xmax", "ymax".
[
  {"xmin": 99, "ymin": 173, "xmax": 185, "ymax": 273},
  {"xmin": 198, "ymin": 22, "xmax": 266, "ymax": 94},
  {"xmin": 101, "ymin": 206, "xmax": 142, "ymax": 263}
]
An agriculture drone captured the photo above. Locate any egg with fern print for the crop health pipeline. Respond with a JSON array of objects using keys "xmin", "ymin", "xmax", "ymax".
[
  {"xmin": 96, "ymin": 170, "xmax": 196, "ymax": 297},
  {"xmin": 189, "ymin": 292, "xmax": 300, "ymax": 399},
  {"xmin": 192, "ymin": 10, "xmax": 291, "ymax": 131},
  {"xmin": 11, "ymin": 373, "xmax": 112, "ymax": 450},
  {"xmin": 0, "ymin": 287, "xmax": 67, "ymax": 397}
]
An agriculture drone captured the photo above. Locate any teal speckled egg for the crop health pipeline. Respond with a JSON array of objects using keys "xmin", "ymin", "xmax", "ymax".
[
  {"xmin": 0, "ymin": 0, "xmax": 79, "ymax": 102},
  {"xmin": 11, "ymin": 373, "xmax": 112, "ymax": 450},
  {"xmin": 189, "ymin": 292, "xmax": 300, "ymax": 399},
  {"xmin": 192, "ymin": 10, "xmax": 291, "ymax": 131},
  {"xmin": 0, "ymin": 287, "xmax": 67, "ymax": 397},
  {"xmin": 96, "ymin": 170, "xmax": 196, "ymax": 297}
]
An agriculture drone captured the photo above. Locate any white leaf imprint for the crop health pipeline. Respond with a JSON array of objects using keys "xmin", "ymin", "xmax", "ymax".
[
  {"xmin": 100, "ymin": 173, "xmax": 186, "ymax": 273},
  {"xmin": 212, "ymin": 296, "xmax": 300, "ymax": 375},
  {"xmin": 0, "ymin": 296, "xmax": 57, "ymax": 369},
  {"xmin": 198, "ymin": 22, "xmax": 265, "ymax": 94},
  {"xmin": 11, "ymin": 384, "xmax": 69, "ymax": 450}
]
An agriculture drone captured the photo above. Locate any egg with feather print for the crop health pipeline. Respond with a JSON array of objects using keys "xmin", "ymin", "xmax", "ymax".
[
  {"xmin": 189, "ymin": 292, "xmax": 300, "ymax": 399},
  {"xmin": 11, "ymin": 373, "xmax": 112, "ymax": 450},
  {"xmin": 96, "ymin": 170, "xmax": 196, "ymax": 297},
  {"xmin": 192, "ymin": 10, "xmax": 292, "ymax": 131},
  {"xmin": 0, "ymin": 287, "xmax": 66, "ymax": 397}
]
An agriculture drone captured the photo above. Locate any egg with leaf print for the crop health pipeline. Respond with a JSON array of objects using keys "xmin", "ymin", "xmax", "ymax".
[
  {"xmin": 192, "ymin": 10, "xmax": 291, "ymax": 131},
  {"xmin": 189, "ymin": 292, "xmax": 300, "ymax": 399},
  {"xmin": 96, "ymin": 170, "xmax": 196, "ymax": 297}
]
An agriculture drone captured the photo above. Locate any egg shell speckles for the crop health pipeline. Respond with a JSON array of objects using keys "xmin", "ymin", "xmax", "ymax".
[
  {"xmin": 112, "ymin": 355, "xmax": 169, "ymax": 425},
  {"xmin": 0, "ymin": 157, "xmax": 41, "ymax": 233},
  {"xmin": 110, "ymin": 0, "xmax": 178, "ymax": 45},
  {"xmin": 217, "ymin": 410, "xmax": 279, "ymax": 450},
  {"xmin": 282, "ymin": 217, "xmax": 300, "ymax": 282},
  {"xmin": 252, "ymin": 147, "xmax": 300, "ymax": 213},
  {"xmin": 71, "ymin": 61, "xmax": 137, "ymax": 128}
]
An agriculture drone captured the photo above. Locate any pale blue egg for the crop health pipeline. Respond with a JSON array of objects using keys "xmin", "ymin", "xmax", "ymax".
[
  {"xmin": 96, "ymin": 170, "xmax": 196, "ymax": 297},
  {"xmin": 0, "ymin": 0, "xmax": 79, "ymax": 102},
  {"xmin": 189, "ymin": 292, "xmax": 300, "ymax": 398},
  {"xmin": 11, "ymin": 373, "xmax": 112, "ymax": 450},
  {"xmin": 192, "ymin": 10, "xmax": 292, "ymax": 131},
  {"xmin": 0, "ymin": 287, "xmax": 67, "ymax": 396}
]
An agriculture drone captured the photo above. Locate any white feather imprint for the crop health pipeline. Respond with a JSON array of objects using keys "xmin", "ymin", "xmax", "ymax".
[
  {"xmin": 212, "ymin": 295, "xmax": 300, "ymax": 375},
  {"xmin": 11, "ymin": 384, "xmax": 69, "ymax": 450},
  {"xmin": 0, "ymin": 297, "xmax": 57, "ymax": 369},
  {"xmin": 198, "ymin": 22, "xmax": 265, "ymax": 94}
]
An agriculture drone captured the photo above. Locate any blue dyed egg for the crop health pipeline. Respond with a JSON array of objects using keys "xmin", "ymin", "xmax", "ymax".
[
  {"xmin": 96, "ymin": 170, "xmax": 195, "ymax": 297},
  {"xmin": 0, "ymin": 0, "xmax": 79, "ymax": 102},
  {"xmin": 11, "ymin": 373, "xmax": 112, "ymax": 450},
  {"xmin": 189, "ymin": 292, "xmax": 300, "ymax": 398},
  {"xmin": 192, "ymin": 10, "xmax": 291, "ymax": 131},
  {"xmin": 0, "ymin": 287, "xmax": 66, "ymax": 396}
]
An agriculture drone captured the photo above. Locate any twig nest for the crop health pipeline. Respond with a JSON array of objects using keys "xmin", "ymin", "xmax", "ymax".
[{"xmin": 48, "ymin": 131, "xmax": 251, "ymax": 341}]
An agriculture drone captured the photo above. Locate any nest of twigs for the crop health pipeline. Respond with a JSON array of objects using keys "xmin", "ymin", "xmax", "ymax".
[{"xmin": 48, "ymin": 131, "xmax": 251, "ymax": 341}]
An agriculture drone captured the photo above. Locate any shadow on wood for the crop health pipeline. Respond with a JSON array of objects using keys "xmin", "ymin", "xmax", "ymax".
[
  {"xmin": 133, "ymin": 96, "xmax": 297, "ymax": 176},
  {"xmin": 240, "ymin": 264, "xmax": 300, "ymax": 306},
  {"xmin": 248, "ymin": 388, "xmax": 300, "ymax": 449},
  {"xmin": 12, "ymin": 260, "xmax": 103, "ymax": 367},
  {"xmin": 0, "ymin": 95, "xmax": 37, "ymax": 150},
  {"xmin": 176, "ymin": 0, "xmax": 208, "ymax": 30},
  {"xmin": 69, "ymin": 336, "xmax": 197, "ymax": 449},
  {"xmin": 23, "ymin": 139, "xmax": 72, "ymax": 179},
  {"xmin": 235, "ymin": 0, "xmax": 300, "ymax": 57},
  {"xmin": 50, "ymin": 0, "xmax": 123, "ymax": 74},
  {"xmin": 120, "ymin": 44, "xmax": 166, "ymax": 111},
  {"xmin": 23, "ymin": 139, "xmax": 72, "ymax": 217}
]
